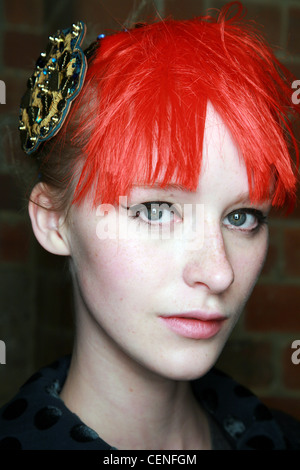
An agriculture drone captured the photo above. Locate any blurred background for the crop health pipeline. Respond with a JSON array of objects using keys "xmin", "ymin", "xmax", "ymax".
[{"xmin": 0, "ymin": 0, "xmax": 300, "ymax": 421}]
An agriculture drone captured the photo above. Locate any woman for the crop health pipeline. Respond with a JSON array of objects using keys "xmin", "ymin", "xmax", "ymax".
[{"xmin": 0, "ymin": 2, "xmax": 299, "ymax": 450}]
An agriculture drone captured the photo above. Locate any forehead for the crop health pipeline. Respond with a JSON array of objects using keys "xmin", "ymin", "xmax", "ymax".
[
  {"xmin": 203, "ymin": 102, "xmax": 241, "ymax": 159},
  {"xmin": 127, "ymin": 102, "xmax": 249, "ymax": 205},
  {"xmin": 198, "ymin": 102, "xmax": 248, "ymax": 193}
]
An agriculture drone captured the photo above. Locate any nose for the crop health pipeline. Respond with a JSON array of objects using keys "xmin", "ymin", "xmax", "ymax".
[{"xmin": 182, "ymin": 223, "xmax": 234, "ymax": 294}]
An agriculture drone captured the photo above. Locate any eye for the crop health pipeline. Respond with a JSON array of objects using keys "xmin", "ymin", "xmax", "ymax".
[
  {"xmin": 223, "ymin": 208, "xmax": 267, "ymax": 232},
  {"xmin": 126, "ymin": 201, "xmax": 182, "ymax": 225}
]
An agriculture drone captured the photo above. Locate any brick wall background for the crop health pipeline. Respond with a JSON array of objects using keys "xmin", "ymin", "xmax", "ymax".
[{"xmin": 0, "ymin": 0, "xmax": 299, "ymax": 422}]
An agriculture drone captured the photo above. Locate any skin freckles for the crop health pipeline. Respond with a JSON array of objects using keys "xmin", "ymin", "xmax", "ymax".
[{"xmin": 60, "ymin": 104, "xmax": 271, "ymax": 449}]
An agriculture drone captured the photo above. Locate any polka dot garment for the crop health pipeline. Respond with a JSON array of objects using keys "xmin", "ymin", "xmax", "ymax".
[
  {"xmin": 0, "ymin": 357, "xmax": 113, "ymax": 450},
  {"xmin": 0, "ymin": 356, "xmax": 299, "ymax": 449}
]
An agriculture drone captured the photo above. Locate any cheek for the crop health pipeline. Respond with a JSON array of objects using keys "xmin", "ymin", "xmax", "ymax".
[
  {"xmin": 76, "ymin": 238, "xmax": 164, "ymax": 303},
  {"xmin": 230, "ymin": 232, "xmax": 269, "ymax": 294}
]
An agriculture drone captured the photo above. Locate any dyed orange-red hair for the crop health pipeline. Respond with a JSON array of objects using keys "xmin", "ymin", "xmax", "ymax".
[{"xmin": 66, "ymin": 2, "xmax": 299, "ymax": 211}]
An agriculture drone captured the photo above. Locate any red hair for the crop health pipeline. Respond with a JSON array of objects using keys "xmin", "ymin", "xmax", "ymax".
[{"xmin": 67, "ymin": 2, "xmax": 299, "ymax": 211}]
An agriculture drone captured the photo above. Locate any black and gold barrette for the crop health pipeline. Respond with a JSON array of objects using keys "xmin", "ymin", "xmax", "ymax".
[{"xmin": 19, "ymin": 21, "xmax": 88, "ymax": 155}]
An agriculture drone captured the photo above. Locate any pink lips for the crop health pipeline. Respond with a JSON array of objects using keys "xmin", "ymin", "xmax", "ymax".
[{"xmin": 159, "ymin": 311, "xmax": 226, "ymax": 339}]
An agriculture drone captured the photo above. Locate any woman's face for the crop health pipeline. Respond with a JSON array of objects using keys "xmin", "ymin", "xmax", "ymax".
[{"xmin": 65, "ymin": 104, "xmax": 271, "ymax": 381}]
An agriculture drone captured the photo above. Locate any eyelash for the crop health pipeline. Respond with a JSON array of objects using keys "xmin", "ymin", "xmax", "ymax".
[
  {"xmin": 223, "ymin": 208, "xmax": 268, "ymax": 234},
  {"xmin": 125, "ymin": 201, "xmax": 268, "ymax": 233},
  {"xmin": 126, "ymin": 201, "xmax": 180, "ymax": 227}
]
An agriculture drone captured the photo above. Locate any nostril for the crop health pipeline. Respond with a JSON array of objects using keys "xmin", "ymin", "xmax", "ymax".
[{"xmin": 182, "ymin": 250, "xmax": 234, "ymax": 294}]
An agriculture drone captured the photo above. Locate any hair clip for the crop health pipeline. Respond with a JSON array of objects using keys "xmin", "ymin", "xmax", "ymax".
[{"xmin": 19, "ymin": 21, "xmax": 87, "ymax": 155}]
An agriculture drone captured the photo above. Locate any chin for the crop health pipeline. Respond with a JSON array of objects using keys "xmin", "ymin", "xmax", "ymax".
[{"xmin": 150, "ymin": 351, "xmax": 219, "ymax": 382}]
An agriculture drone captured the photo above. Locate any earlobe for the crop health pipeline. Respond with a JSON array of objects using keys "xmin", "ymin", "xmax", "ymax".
[{"xmin": 28, "ymin": 183, "xmax": 70, "ymax": 256}]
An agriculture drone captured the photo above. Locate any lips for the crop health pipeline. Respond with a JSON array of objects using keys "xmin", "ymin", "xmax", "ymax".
[{"xmin": 159, "ymin": 311, "xmax": 226, "ymax": 339}]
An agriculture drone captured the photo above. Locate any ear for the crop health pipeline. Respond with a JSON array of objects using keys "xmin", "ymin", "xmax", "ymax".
[{"xmin": 28, "ymin": 183, "xmax": 70, "ymax": 256}]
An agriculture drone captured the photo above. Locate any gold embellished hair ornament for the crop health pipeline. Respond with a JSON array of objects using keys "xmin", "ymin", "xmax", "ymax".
[{"xmin": 19, "ymin": 21, "xmax": 93, "ymax": 155}]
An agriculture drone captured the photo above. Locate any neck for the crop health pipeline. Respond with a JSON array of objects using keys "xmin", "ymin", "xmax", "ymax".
[{"xmin": 60, "ymin": 303, "xmax": 211, "ymax": 450}]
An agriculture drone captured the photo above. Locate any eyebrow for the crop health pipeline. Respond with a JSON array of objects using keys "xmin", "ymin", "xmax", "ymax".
[
  {"xmin": 131, "ymin": 182, "xmax": 192, "ymax": 192},
  {"xmin": 230, "ymin": 192, "xmax": 272, "ymax": 208},
  {"xmin": 132, "ymin": 184, "xmax": 252, "ymax": 199},
  {"xmin": 131, "ymin": 185, "xmax": 271, "ymax": 207},
  {"xmin": 233, "ymin": 192, "xmax": 252, "ymax": 204}
]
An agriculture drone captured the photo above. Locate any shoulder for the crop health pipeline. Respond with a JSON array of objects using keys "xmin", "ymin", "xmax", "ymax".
[
  {"xmin": 0, "ymin": 356, "xmax": 112, "ymax": 450},
  {"xmin": 271, "ymin": 409, "xmax": 300, "ymax": 449},
  {"xmin": 193, "ymin": 367, "xmax": 300, "ymax": 450}
]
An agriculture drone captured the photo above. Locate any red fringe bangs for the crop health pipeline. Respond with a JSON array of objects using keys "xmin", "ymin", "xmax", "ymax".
[{"xmin": 70, "ymin": 2, "xmax": 299, "ymax": 211}]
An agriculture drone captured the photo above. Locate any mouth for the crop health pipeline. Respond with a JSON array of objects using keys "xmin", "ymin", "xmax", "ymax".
[{"xmin": 158, "ymin": 311, "xmax": 226, "ymax": 339}]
